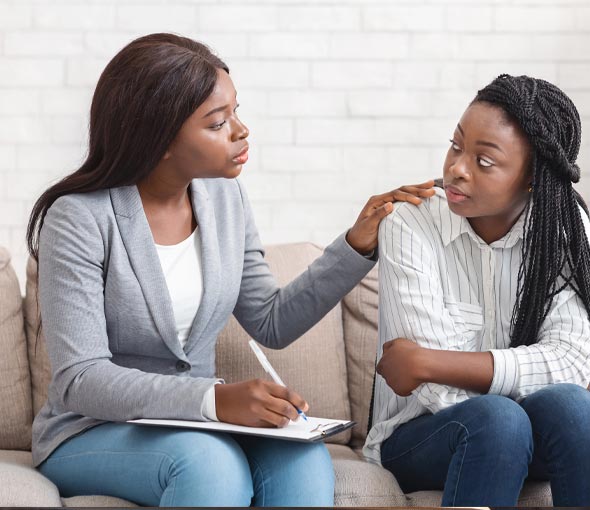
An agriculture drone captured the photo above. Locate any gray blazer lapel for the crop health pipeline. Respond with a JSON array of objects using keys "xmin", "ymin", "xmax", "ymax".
[
  {"xmin": 109, "ymin": 186, "xmax": 185, "ymax": 359},
  {"xmin": 184, "ymin": 180, "xmax": 221, "ymax": 353}
]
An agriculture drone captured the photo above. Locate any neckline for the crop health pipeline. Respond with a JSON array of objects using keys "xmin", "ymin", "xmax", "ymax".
[{"xmin": 155, "ymin": 226, "xmax": 198, "ymax": 249}]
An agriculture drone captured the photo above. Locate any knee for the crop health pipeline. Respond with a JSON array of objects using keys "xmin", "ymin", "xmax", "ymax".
[
  {"xmin": 524, "ymin": 384, "xmax": 590, "ymax": 428},
  {"xmin": 266, "ymin": 442, "xmax": 334, "ymax": 503},
  {"xmin": 278, "ymin": 442, "xmax": 334, "ymax": 487},
  {"xmin": 523, "ymin": 384, "xmax": 590, "ymax": 449},
  {"xmin": 298, "ymin": 443, "xmax": 335, "ymax": 488},
  {"xmin": 166, "ymin": 432, "xmax": 253, "ymax": 503},
  {"xmin": 464, "ymin": 395, "xmax": 533, "ymax": 458}
]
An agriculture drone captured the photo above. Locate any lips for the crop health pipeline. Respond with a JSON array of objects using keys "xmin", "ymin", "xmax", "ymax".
[
  {"xmin": 444, "ymin": 184, "xmax": 470, "ymax": 204},
  {"xmin": 232, "ymin": 145, "xmax": 249, "ymax": 165}
]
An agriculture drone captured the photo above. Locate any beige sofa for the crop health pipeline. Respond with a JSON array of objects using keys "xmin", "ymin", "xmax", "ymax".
[{"xmin": 0, "ymin": 243, "xmax": 552, "ymax": 507}]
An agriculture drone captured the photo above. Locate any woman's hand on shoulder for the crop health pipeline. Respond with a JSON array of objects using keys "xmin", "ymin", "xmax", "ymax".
[
  {"xmin": 346, "ymin": 180, "xmax": 436, "ymax": 255},
  {"xmin": 215, "ymin": 379, "xmax": 309, "ymax": 427}
]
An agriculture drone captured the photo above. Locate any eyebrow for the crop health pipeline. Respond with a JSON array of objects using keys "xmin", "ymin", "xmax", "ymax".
[
  {"xmin": 203, "ymin": 91, "xmax": 239, "ymax": 118},
  {"xmin": 203, "ymin": 105, "xmax": 229, "ymax": 118},
  {"xmin": 456, "ymin": 123, "xmax": 505, "ymax": 155}
]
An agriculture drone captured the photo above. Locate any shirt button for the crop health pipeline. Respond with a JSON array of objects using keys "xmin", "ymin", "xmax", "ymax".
[{"xmin": 176, "ymin": 360, "xmax": 191, "ymax": 372}]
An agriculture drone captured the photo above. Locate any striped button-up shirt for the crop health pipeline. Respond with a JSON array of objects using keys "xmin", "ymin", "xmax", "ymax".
[{"xmin": 363, "ymin": 187, "xmax": 590, "ymax": 464}]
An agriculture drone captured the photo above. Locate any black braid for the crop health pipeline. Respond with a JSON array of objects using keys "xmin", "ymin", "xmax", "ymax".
[{"xmin": 475, "ymin": 74, "xmax": 590, "ymax": 347}]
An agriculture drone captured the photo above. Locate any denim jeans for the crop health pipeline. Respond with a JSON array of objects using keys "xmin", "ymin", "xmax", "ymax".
[
  {"xmin": 38, "ymin": 422, "xmax": 335, "ymax": 507},
  {"xmin": 381, "ymin": 383, "xmax": 590, "ymax": 506}
]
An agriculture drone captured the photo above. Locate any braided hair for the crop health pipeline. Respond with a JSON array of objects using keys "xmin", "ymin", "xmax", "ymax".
[{"xmin": 474, "ymin": 74, "xmax": 590, "ymax": 347}]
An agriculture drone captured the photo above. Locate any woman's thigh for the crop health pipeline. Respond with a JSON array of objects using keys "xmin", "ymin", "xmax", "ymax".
[
  {"xmin": 39, "ymin": 422, "xmax": 254, "ymax": 507},
  {"xmin": 234, "ymin": 434, "xmax": 335, "ymax": 507}
]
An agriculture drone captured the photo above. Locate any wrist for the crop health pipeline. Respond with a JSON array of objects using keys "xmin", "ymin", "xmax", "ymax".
[
  {"xmin": 415, "ymin": 346, "xmax": 436, "ymax": 384},
  {"xmin": 345, "ymin": 230, "xmax": 373, "ymax": 256}
]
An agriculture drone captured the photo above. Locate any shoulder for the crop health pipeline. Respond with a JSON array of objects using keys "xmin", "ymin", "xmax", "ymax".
[
  {"xmin": 379, "ymin": 188, "xmax": 447, "ymax": 245},
  {"xmin": 45, "ymin": 189, "xmax": 112, "ymax": 227}
]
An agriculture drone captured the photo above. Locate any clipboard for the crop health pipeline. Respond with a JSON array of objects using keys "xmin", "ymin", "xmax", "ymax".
[{"xmin": 127, "ymin": 416, "xmax": 355, "ymax": 443}]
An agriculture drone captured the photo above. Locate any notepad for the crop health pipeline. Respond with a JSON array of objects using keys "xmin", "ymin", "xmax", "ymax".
[{"xmin": 127, "ymin": 416, "xmax": 355, "ymax": 443}]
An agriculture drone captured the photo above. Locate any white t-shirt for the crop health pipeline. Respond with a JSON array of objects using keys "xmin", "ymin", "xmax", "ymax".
[
  {"xmin": 155, "ymin": 228, "xmax": 218, "ymax": 421},
  {"xmin": 155, "ymin": 228, "xmax": 203, "ymax": 349}
]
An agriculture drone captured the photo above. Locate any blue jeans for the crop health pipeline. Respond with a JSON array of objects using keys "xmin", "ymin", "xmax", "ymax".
[
  {"xmin": 38, "ymin": 422, "xmax": 334, "ymax": 507},
  {"xmin": 381, "ymin": 384, "xmax": 590, "ymax": 506}
]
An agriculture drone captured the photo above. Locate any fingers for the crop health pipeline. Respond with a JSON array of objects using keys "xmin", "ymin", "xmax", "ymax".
[
  {"xmin": 265, "ymin": 382, "xmax": 308, "ymax": 421},
  {"xmin": 267, "ymin": 382, "xmax": 308, "ymax": 411},
  {"xmin": 382, "ymin": 340, "xmax": 395, "ymax": 351},
  {"xmin": 409, "ymin": 179, "xmax": 435, "ymax": 189},
  {"xmin": 374, "ymin": 201, "xmax": 393, "ymax": 220},
  {"xmin": 397, "ymin": 186, "xmax": 437, "ymax": 200},
  {"xmin": 366, "ymin": 183, "xmax": 436, "ymax": 210}
]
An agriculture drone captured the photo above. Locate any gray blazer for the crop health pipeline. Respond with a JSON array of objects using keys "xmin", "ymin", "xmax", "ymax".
[{"xmin": 32, "ymin": 178, "xmax": 375, "ymax": 466}]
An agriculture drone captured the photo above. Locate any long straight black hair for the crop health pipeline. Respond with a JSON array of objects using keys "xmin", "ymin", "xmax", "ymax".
[
  {"xmin": 27, "ymin": 33, "xmax": 228, "ymax": 261},
  {"xmin": 475, "ymin": 75, "xmax": 590, "ymax": 347}
]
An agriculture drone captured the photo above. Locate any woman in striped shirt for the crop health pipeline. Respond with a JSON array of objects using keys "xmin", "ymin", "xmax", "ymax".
[{"xmin": 366, "ymin": 74, "xmax": 590, "ymax": 506}]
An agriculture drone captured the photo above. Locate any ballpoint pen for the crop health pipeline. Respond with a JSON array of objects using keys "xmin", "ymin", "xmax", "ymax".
[{"xmin": 248, "ymin": 339, "xmax": 308, "ymax": 421}]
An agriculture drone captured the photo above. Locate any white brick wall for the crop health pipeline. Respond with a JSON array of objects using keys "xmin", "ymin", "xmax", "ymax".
[{"xmin": 1, "ymin": 0, "xmax": 590, "ymax": 288}]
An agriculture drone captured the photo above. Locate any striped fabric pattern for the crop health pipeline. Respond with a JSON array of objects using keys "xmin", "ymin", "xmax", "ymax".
[{"xmin": 363, "ymin": 188, "xmax": 590, "ymax": 464}]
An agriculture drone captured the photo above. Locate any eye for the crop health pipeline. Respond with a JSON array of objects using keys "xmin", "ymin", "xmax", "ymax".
[
  {"xmin": 449, "ymin": 139, "xmax": 461, "ymax": 151},
  {"xmin": 210, "ymin": 120, "xmax": 226, "ymax": 130},
  {"xmin": 233, "ymin": 103, "xmax": 240, "ymax": 113},
  {"xmin": 478, "ymin": 157, "xmax": 494, "ymax": 168}
]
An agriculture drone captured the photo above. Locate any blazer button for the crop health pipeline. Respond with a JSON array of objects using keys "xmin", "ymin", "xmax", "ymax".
[{"xmin": 176, "ymin": 360, "xmax": 191, "ymax": 372}]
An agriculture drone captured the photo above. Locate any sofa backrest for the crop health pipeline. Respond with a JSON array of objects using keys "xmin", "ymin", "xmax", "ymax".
[
  {"xmin": 341, "ymin": 265, "xmax": 379, "ymax": 448},
  {"xmin": 0, "ymin": 247, "xmax": 33, "ymax": 450},
  {"xmin": 25, "ymin": 242, "xmax": 364, "ymax": 445},
  {"xmin": 24, "ymin": 257, "xmax": 51, "ymax": 417}
]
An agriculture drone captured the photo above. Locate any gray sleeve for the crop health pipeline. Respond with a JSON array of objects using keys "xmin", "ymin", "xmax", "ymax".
[
  {"xmin": 232, "ymin": 180, "xmax": 376, "ymax": 349},
  {"xmin": 39, "ymin": 196, "xmax": 216, "ymax": 422}
]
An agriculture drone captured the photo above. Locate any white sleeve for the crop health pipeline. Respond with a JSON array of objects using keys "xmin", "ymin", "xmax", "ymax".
[
  {"xmin": 489, "ymin": 287, "xmax": 590, "ymax": 401},
  {"xmin": 201, "ymin": 382, "xmax": 221, "ymax": 421}
]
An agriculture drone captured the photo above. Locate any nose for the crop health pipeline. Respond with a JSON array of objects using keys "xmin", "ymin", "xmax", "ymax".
[
  {"xmin": 449, "ymin": 152, "xmax": 470, "ymax": 181},
  {"xmin": 231, "ymin": 116, "xmax": 249, "ymax": 142}
]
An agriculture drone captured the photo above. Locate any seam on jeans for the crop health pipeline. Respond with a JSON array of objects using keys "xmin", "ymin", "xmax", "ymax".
[
  {"xmin": 249, "ymin": 456, "xmax": 265, "ymax": 506},
  {"xmin": 531, "ymin": 428, "xmax": 569, "ymax": 505},
  {"xmin": 450, "ymin": 424, "xmax": 469, "ymax": 506},
  {"xmin": 153, "ymin": 454, "xmax": 170, "ymax": 503},
  {"xmin": 44, "ymin": 451, "xmax": 173, "ymax": 505},
  {"xmin": 163, "ymin": 468, "xmax": 177, "ymax": 506},
  {"xmin": 44, "ymin": 449, "xmax": 177, "ymax": 464},
  {"xmin": 381, "ymin": 420, "xmax": 468, "ymax": 464}
]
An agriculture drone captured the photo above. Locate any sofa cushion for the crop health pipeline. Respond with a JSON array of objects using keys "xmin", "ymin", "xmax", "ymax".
[
  {"xmin": 326, "ymin": 444, "xmax": 407, "ymax": 506},
  {"xmin": 0, "ymin": 450, "xmax": 62, "ymax": 506},
  {"xmin": 0, "ymin": 247, "xmax": 33, "ymax": 449},
  {"xmin": 62, "ymin": 495, "xmax": 138, "ymax": 507},
  {"xmin": 405, "ymin": 479, "xmax": 552, "ymax": 506},
  {"xmin": 341, "ymin": 265, "xmax": 379, "ymax": 448},
  {"xmin": 24, "ymin": 256, "xmax": 52, "ymax": 416},
  {"xmin": 216, "ymin": 243, "xmax": 352, "ymax": 444}
]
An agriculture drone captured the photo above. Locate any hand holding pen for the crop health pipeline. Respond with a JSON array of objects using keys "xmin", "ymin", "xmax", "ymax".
[
  {"xmin": 248, "ymin": 339, "xmax": 308, "ymax": 421},
  {"xmin": 214, "ymin": 344, "xmax": 309, "ymax": 428}
]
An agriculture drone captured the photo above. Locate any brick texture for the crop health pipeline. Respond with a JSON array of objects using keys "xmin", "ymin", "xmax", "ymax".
[{"xmin": 0, "ymin": 0, "xmax": 589, "ymax": 288}]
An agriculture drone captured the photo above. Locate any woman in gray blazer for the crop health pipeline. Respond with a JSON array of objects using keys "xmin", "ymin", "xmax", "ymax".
[{"xmin": 26, "ymin": 33, "xmax": 434, "ymax": 507}]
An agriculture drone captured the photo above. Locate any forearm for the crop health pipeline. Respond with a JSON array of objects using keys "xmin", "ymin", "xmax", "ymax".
[
  {"xmin": 235, "ymin": 232, "xmax": 375, "ymax": 348},
  {"xmin": 420, "ymin": 348, "xmax": 494, "ymax": 394}
]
